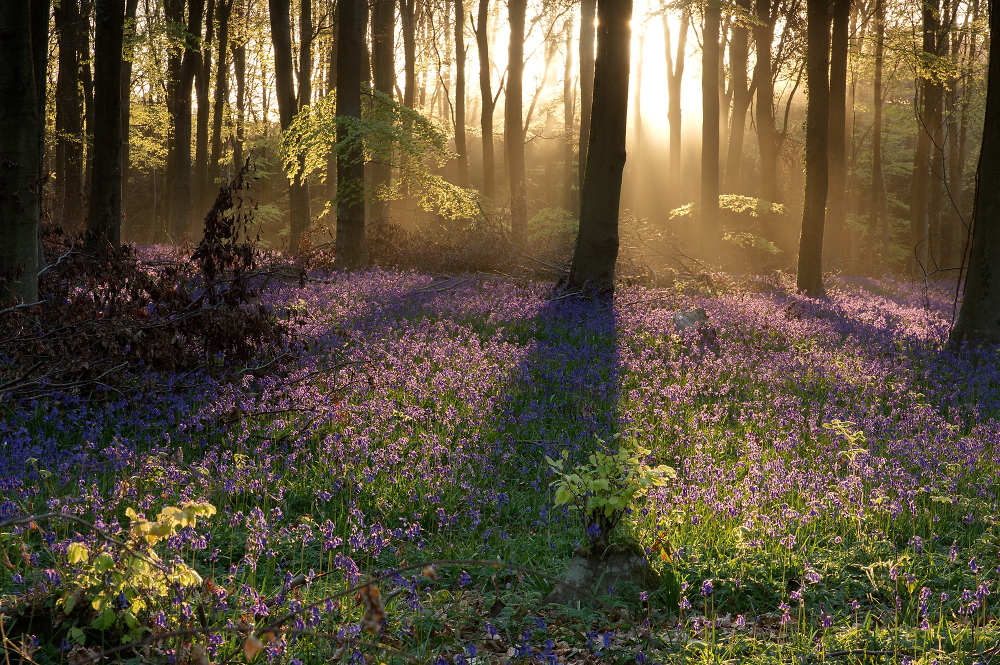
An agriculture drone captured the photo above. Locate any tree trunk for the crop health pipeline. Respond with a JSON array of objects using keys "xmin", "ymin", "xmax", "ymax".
[
  {"xmin": 910, "ymin": 0, "xmax": 940, "ymax": 276},
  {"xmin": 568, "ymin": 0, "xmax": 632, "ymax": 290},
  {"xmin": 55, "ymin": 0, "xmax": 86, "ymax": 232},
  {"xmin": 300, "ymin": 0, "xmax": 313, "ymax": 108},
  {"xmin": 334, "ymin": 0, "xmax": 367, "ymax": 268},
  {"xmin": 454, "ymin": 0, "xmax": 468, "ymax": 188},
  {"xmin": 563, "ymin": 15, "xmax": 575, "ymax": 211},
  {"xmin": 269, "ymin": 0, "xmax": 312, "ymax": 253},
  {"xmin": 949, "ymin": 0, "xmax": 1000, "ymax": 343},
  {"xmin": 752, "ymin": 0, "xmax": 778, "ymax": 202},
  {"xmin": 664, "ymin": 10, "xmax": 688, "ymax": 207},
  {"xmin": 702, "ymin": 0, "xmax": 721, "ymax": 262},
  {"xmin": 796, "ymin": 0, "xmax": 831, "ymax": 296},
  {"xmin": 232, "ymin": 38, "xmax": 246, "ymax": 173},
  {"xmin": 724, "ymin": 0, "xmax": 751, "ymax": 193},
  {"xmin": 195, "ymin": 0, "xmax": 215, "ymax": 218},
  {"xmin": 475, "ymin": 0, "xmax": 495, "ymax": 198},
  {"xmin": 0, "ymin": 1, "xmax": 42, "ymax": 305},
  {"xmin": 630, "ymin": 32, "xmax": 643, "ymax": 213},
  {"xmin": 400, "ymin": 0, "xmax": 416, "ymax": 107},
  {"xmin": 120, "ymin": 0, "xmax": 138, "ymax": 228},
  {"xmin": 325, "ymin": 3, "xmax": 338, "ymax": 205},
  {"xmin": 825, "ymin": 0, "xmax": 848, "ymax": 262},
  {"xmin": 209, "ymin": 0, "xmax": 232, "ymax": 198},
  {"xmin": 578, "ymin": 0, "xmax": 596, "ymax": 196},
  {"xmin": 868, "ymin": 0, "xmax": 888, "ymax": 265},
  {"xmin": 85, "ymin": 0, "xmax": 127, "ymax": 254},
  {"xmin": 169, "ymin": 0, "xmax": 205, "ymax": 240},
  {"xmin": 371, "ymin": 0, "xmax": 394, "ymax": 219},
  {"xmin": 506, "ymin": 0, "xmax": 527, "ymax": 241}
]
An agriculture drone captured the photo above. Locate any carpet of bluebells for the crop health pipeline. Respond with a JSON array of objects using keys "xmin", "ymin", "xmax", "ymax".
[{"xmin": 2, "ymin": 266, "xmax": 1000, "ymax": 664}]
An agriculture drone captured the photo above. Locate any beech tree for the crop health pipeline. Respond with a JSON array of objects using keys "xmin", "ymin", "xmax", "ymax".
[{"xmin": 334, "ymin": 0, "xmax": 367, "ymax": 268}]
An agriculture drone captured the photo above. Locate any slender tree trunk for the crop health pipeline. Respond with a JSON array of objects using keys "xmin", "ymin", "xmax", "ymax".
[
  {"xmin": 578, "ymin": 0, "xmax": 596, "ymax": 196},
  {"xmin": 334, "ymin": 0, "xmax": 367, "ymax": 267},
  {"xmin": 0, "ymin": 2, "xmax": 42, "ymax": 304},
  {"xmin": 32, "ymin": 0, "xmax": 48, "ymax": 270},
  {"xmin": 55, "ymin": 0, "xmax": 86, "ymax": 231},
  {"xmin": 371, "ymin": 0, "xmax": 394, "ymax": 219},
  {"xmin": 195, "ymin": 0, "xmax": 215, "ymax": 218},
  {"xmin": 724, "ymin": 0, "xmax": 751, "ymax": 193},
  {"xmin": 400, "ymin": 0, "xmax": 416, "ymax": 107},
  {"xmin": 796, "ymin": 0, "xmax": 831, "ymax": 296},
  {"xmin": 81, "ymin": 0, "xmax": 95, "ymax": 201},
  {"xmin": 269, "ymin": 0, "xmax": 311, "ymax": 253},
  {"xmin": 120, "ymin": 0, "xmax": 138, "ymax": 229},
  {"xmin": 85, "ymin": 0, "xmax": 126, "ymax": 253},
  {"xmin": 475, "ymin": 0, "xmax": 495, "ymax": 198},
  {"xmin": 209, "ymin": 0, "xmax": 232, "ymax": 197},
  {"xmin": 232, "ymin": 38, "xmax": 245, "ymax": 172},
  {"xmin": 568, "ymin": 0, "xmax": 631, "ymax": 290},
  {"xmin": 664, "ymin": 10, "xmax": 688, "ymax": 207},
  {"xmin": 702, "ymin": 0, "xmax": 721, "ymax": 262},
  {"xmin": 868, "ymin": 0, "xmax": 888, "ymax": 265},
  {"xmin": 506, "ymin": 0, "xmax": 527, "ymax": 241},
  {"xmin": 949, "ymin": 0, "xmax": 1000, "ymax": 343},
  {"xmin": 825, "ymin": 0, "xmax": 849, "ymax": 262},
  {"xmin": 910, "ymin": 0, "xmax": 939, "ymax": 276},
  {"xmin": 163, "ymin": 0, "xmax": 182, "ymax": 235},
  {"xmin": 300, "ymin": 0, "xmax": 313, "ymax": 107},
  {"xmin": 563, "ymin": 15, "xmax": 575, "ymax": 211},
  {"xmin": 325, "ymin": 3, "xmax": 338, "ymax": 205},
  {"xmin": 752, "ymin": 0, "xmax": 778, "ymax": 202},
  {"xmin": 170, "ymin": 0, "xmax": 206, "ymax": 239},
  {"xmin": 454, "ymin": 0, "xmax": 468, "ymax": 188}
]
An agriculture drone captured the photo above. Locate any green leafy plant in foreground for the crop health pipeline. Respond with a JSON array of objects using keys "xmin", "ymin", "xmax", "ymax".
[{"xmin": 546, "ymin": 445, "xmax": 676, "ymax": 552}]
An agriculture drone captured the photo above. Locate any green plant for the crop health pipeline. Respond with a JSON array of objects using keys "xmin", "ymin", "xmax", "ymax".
[
  {"xmin": 546, "ymin": 445, "xmax": 676, "ymax": 552},
  {"xmin": 61, "ymin": 501, "xmax": 216, "ymax": 644}
]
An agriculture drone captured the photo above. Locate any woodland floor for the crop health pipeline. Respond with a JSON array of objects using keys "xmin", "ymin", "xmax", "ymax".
[{"xmin": 2, "ymin": 266, "xmax": 1000, "ymax": 664}]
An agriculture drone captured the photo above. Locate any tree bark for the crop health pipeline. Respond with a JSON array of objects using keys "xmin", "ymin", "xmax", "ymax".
[
  {"xmin": 949, "ymin": 0, "xmax": 1000, "ymax": 343},
  {"xmin": 55, "ymin": 0, "xmax": 86, "ymax": 231},
  {"xmin": 325, "ymin": 2, "xmax": 338, "ymax": 205},
  {"xmin": 232, "ymin": 37, "xmax": 246, "ymax": 174},
  {"xmin": 209, "ymin": 0, "xmax": 232, "ymax": 197},
  {"xmin": 752, "ymin": 0, "xmax": 779, "ymax": 203},
  {"xmin": 169, "ymin": 0, "xmax": 206, "ymax": 240},
  {"xmin": 0, "ymin": 1, "xmax": 42, "ymax": 305},
  {"xmin": 475, "ymin": 0, "xmax": 496, "ymax": 199},
  {"xmin": 910, "ymin": 0, "xmax": 941, "ymax": 276},
  {"xmin": 120, "ymin": 0, "xmax": 138, "ymax": 227},
  {"xmin": 454, "ymin": 0, "xmax": 469, "ymax": 188},
  {"xmin": 868, "ymin": 0, "xmax": 888, "ymax": 265},
  {"xmin": 400, "ymin": 0, "xmax": 417, "ymax": 107},
  {"xmin": 824, "ymin": 0, "xmax": 849, "ymax": 262},
  {"xmin": 563, "ymin": 15, "xmax": 576, "ymax": 211},
  {"xmin": 85, "ymin": 0, "xmax": 127, "ymax": 253},
  {"xmin": 568, "ymin": 0, "xmax": 632, "ymax": 291},
  {"xmin": 724, "ymin": 0, "xmax": 751, "ymax": 193},
  {"xmin": 269, "ymin": 0, "xmax": 312, "ymax": 253},
  {"xmin": 702, "ymin": 0, "xmax": 721, "ymax": 262},
  {"xmin": 195, "ymin": 0, "xmax": 215, "ymax": 218},
  {"xmin": 664, "ymin": 10, "xmax": 688, "ymax": 207},
  {"xmin": 578, "ymin": 0, "xmax": 596, "ymax": 196},
  {"xmin": 371, "ymin": 0, "xmax": 395, "ymax": 219},
  {"xmin": 796, "ymin": 0, "xmax": 831, "ymax": 296},
  {"xmin": 506, "ymin": 0, "xmax": 528, "ymax": 241},
  {"xmin": 334, "ymin": 0, "xmax": 367, "ymax": 268}
]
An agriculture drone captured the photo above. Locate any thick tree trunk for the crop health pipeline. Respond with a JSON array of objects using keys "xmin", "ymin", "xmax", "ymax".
[
  {"xmin": 0, "ymin": 2, "xmax": 42, "ymax": 305},
  {"xmin": 334, "ymin": 0, "xmax": 367, "ymax": 268},
  {"xmin": 269, "ymin": 0, "xmax": 311, "ymax": 254},
  {"xmin": 506, "ymin": 0, "xmax": 527, "ymax": 241},
  {"xmin": 195, "ymin": 0, "xmax": 215, "ymax": 218},
  {"xmin": 950, "ymin": 0, "xmax": 1000, "ymax": 343},
  {"xmin": 120, "ymin": 0, "xmax": 138, "ymax": 228},
  {"xmin": 85, "ymin": 0, "xmax": 127, "ymax": 254},
  {"xmin": 371, "ymin": 0, "xmax": 394, "ymax": 219},
  {"xmin": 475, "ymin": 0, "xmax": 495, "ymax": 199},
  {"xmin": 796, "ymin": 0, "xmax": 831, "ymax": 296},
  {"xmin": 868, "ymin": 0, "xmax": 888, "ymax": 265},
  {"xmin": 578, "ymin": 0, "xmax": 596, "ymax": 196},
  {"xmin": 702, "ymin": 0, "xmax": 721, "ymax": 262},
  {"xmin": 209, "ymin": 0, "xmax": 232, "ymax": 196},
  {"xmin": 55, "ymin": 0, "xmax": 86, "ymax": 231},
  {"xmin": 724, "ymin": 0, "xmax": 751, "ymax": 193},
  {"xmin": 169, "ymin": 0, "xmax": 206, "ymax": 240},
  {"xmin": 752, "ymin": 0, "xmax": 779, "ymax": 202},
  {"xmin": 454, "ymin": 0, "xmax": 468, "ymax": 188},
  {"xmin": 825, "ymin": 0, "xmax": 849, "ymax": 262},
  {"xmin": 568, "ymin": 0, "xmax": 631, "ymax": 290},
  {"xmin": 664, "ymin": 10, "xmax": 688, "ymax": 207}
]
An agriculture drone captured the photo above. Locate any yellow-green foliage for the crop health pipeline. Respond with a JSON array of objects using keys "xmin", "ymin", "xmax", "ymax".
[
  {"xmin": 546, "ymin": 446, "xmax": 675, "ymax": 544},
  {"xmin": 62, "ymin": 502, "xmax": 216, "ymax": 644}
]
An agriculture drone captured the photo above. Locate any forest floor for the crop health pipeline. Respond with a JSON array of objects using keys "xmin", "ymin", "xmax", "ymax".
[{"xmin": 2, "ymin": 265, "xmax": 1000, "ymax": 665}]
